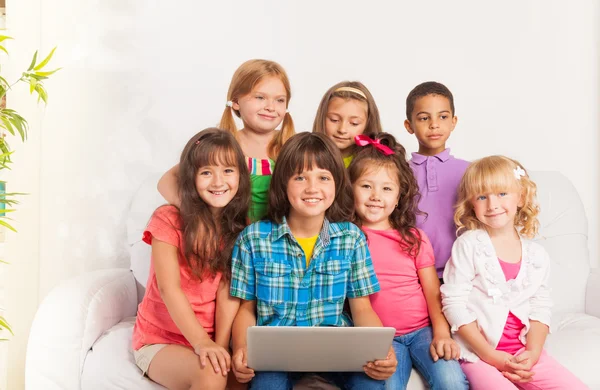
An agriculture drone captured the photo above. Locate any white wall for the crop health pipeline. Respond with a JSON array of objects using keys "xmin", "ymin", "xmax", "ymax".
[{"xmin": 5, "ymin": 0, "xmax": 599, "ymax": 387}]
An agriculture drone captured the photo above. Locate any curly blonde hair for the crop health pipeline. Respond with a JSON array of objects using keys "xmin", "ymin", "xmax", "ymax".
[{"xmin": 454, "ymin": 155, "xmax": 540, "ymax": 238}]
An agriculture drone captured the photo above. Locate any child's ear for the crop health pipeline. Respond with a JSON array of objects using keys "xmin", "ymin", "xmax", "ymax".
[
  {"xmin": 232, "ymin": 99, "xmax": 240, "ymax": 111},
  {"xmin": 404, "ymin": 119, "xmax": 414, "ymax": 135},
  {"xmin": 451, "ymin": 116, "xmax": 458, "ymax": 131}
]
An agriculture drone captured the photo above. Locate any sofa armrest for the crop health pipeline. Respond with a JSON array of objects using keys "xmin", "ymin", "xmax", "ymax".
[
  {"xmin": 586, "ymin": 268, "xmax": 600, "ymax": 318},
  {"xmin": 25, "ymin": 268, "xmax": 137, "ymax": 390}
]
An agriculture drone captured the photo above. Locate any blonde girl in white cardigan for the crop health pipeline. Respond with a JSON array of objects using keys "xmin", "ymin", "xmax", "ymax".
[{"xmin": 441, "ymin": 155, "xmax": 588, "ymax": 390}]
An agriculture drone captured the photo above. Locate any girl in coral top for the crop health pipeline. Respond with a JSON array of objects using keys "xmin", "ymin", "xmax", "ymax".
[
  {"xmin": 132, "ymin": 128, "xmax": 250, "ymax": 390},
  {"xmin": 442, "ymin": 155, "xmax": 587, "ymax": 389}
]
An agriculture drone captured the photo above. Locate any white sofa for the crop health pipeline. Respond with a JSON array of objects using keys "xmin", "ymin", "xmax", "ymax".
[{"xmin": 25, "ymin": 171, "xmax": 600, "ymax": 389}]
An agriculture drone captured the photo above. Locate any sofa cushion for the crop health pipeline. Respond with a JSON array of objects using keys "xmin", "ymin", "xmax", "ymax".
[
  {"xmin": 127, "ymin": 173, "xmax": 165, "ymax": 289},
  {"xmin": 545, "ymin": 313, "xmax": 600, "ymax": 389},
  {"xmin": 81, "ymin": 318, "xmax": 164, "ymax": 390}
]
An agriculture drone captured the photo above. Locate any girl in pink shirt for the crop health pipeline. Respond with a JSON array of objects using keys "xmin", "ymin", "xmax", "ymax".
[
  {"xmin": 132, "ymin": 128, "xmax": 250, "ymax": 390},
  {"xmin": 442, "ymin": 155, "xmax": 587, "ymax": 389},
  {"xmin": 348, "ymin": 133, "xmax": 468, "ymax": 389}
]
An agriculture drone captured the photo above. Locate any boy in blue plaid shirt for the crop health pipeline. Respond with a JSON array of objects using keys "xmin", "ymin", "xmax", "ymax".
[{"xmin": 230, "ymin": 132, "xmax": 397, "ymax": 389}]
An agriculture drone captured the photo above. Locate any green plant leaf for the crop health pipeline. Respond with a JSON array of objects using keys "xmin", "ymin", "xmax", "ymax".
[
  {"xmin": 29, "ymin": 77, "xmax": 37, "ymax": 94},
  {"xmin": 0, "ymin": 259, "xmax": 8, "ymax": 264},
  {"xmin": 0, "ymin": 218, "xmax": 16, "ymax": 232},
  {"xmin": 0, "ymin": 316, "xmax": 13, "ymax": 335},
  {"xmin": 33, "ymin": 47, "xmax": 56, "ymax": 71},
  {"xmin": 34, "ymin": 68, "xmax": 61, "ymax": 77},
  {"xmin": 0, "ymin": 36, "xmax": 13, "ymax": 43},
  {"xmin": 35, "ymin": 84, "xmax": 48, "ymax": 104},
  {"xmin": 27, "ymin": 50, "xmax": 38, "ymax": 71},
  {"xmin": 0, "ymin": 116, "xmax": 16, "ymax": 136},
  {"xmin": 0, "ymin": 45, "xmax": 8, "ymax": 55},
  {"xmin": 11, "ymin": 115, "xmax": 28, "ymax": 141}
]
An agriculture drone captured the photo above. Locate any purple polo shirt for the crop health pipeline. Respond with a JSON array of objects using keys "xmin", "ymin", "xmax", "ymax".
[{"xmin": 409, "ymin": 149, "xmax": 469, "ymax": 277}]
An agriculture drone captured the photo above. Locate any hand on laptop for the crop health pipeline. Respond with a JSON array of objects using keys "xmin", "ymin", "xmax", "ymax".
[
  {"xmin": 232, "ymin": 346, "xmax": 255, "ymax": 383},
  {"xmin": 363, "ymin": 346, "xmax": 397, "ymax": 380},
  {"xmin": 193, "ymin": 339, "xmax": 231, "ymax": 376}
]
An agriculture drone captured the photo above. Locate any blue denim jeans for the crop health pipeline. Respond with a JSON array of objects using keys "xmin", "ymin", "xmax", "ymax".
[
  {"xmin": 249, "ymin": 371, "xmax": 385, "ymax": 390},
  {"xmin": 387, "ymin": 326, "xmax": 468, "ymax": 390}
]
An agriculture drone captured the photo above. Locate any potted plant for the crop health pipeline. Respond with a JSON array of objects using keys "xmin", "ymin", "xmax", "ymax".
[{"xmin": 0, "ymin": 35, "xmax": 59, "ymax": 339}]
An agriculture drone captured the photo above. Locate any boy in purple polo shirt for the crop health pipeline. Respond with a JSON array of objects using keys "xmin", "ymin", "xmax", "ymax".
[{"xmin": 404, "ymin": 81, "xmax": 469, "ymax": 279}]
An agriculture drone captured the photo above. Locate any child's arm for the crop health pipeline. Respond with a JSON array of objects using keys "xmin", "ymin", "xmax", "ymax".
[
  {"xmin": 153, "ymin": 238, "xmax": 229, "ymax": 375},
  {"xmin": 231, "ymin": 299, "xmax": 256, "ymax": 383},
  {"xmin": 215, "ymin": 278, "xmax": 241, "ymax": 350},
  {"xmin": 418, "ymin": 265, "xmax": 460, "ymax": 361},
  {"xmin": 349, "ymin": 296, "xmax": 396, "ymax": 380},
  {"xmin": 504, "ymin": 256, "xmax": 552, "ymax": 382},
  {"xmin": 157, "ymin": 164, "xmax": 181, "ymax": 207}
]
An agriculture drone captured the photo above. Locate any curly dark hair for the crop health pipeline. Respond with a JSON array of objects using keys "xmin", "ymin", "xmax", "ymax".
[
  {"xmin": 405, "ymin": 81, "xmax": 455, "ymax": 120},
  {"xmin": 348, "ymin": 132, "xmax": 424, "ymax": 257}
]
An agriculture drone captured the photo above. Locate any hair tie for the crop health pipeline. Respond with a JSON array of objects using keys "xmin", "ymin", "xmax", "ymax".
[
  {"xmin": 354, "ymin": 135, "xmax": 394, "ymax": 156},
  {"xmin": 334, "ymin": 87, "xmax": 367, "ymax": 99},
  {"xmin": 226, "ymin": 101, "xmax": 233, "ymax": 108}
]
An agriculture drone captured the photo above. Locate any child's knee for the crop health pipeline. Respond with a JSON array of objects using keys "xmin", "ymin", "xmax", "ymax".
[
  {"xmin": 429, "ymin": 361, "xmax": 468, "ymax": 390},
  {"xmin": 190, "ymin": 369, "xmax": 227, "ymax": 390}
]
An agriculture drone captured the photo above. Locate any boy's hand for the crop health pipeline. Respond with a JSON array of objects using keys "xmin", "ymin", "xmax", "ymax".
[
  {"xmin": 364, "ymin": 346, "xmax": 397, "ymax": 380},
  {"xmin": 430, "ymin": 335, "xmax": 460, "ymax": 361},
  {"xmin": 232, "ymin": 346, "xmax": 255, "ymax": 383},
  {"xmin": 193, "ymin": 339, "xmax": 231, "ymax": 376}
]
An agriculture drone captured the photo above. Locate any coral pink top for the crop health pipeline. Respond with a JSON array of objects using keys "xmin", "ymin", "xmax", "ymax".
[
  {"xmin": 496, "ymin": 258, "xmax": 525, "ymax": 354},
  {"xmin": 364, "ymin": 227, "xmax": 435, "ymax": 336},
  {"xmin": 132, "ymin": 206, "xmax": 221, "ymax": 350}
]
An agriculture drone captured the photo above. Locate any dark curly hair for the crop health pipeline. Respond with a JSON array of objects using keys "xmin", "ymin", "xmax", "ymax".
[
  {"xmin": 405, "ymin": 81, "xmax": 455, "ymax": 120},
  {"xmin": 348, "ymin": 132, "xmax": 424, "ymax": 257}
]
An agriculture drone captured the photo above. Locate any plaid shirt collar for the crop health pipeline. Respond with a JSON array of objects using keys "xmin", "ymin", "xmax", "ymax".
[{"xmin": 270, "ymin": 216, "xmax": 345, "ymax": 248}]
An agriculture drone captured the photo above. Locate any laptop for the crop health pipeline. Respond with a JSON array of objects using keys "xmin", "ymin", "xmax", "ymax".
[{"xmin": 247, "ymin": 326, "xmax": 395, "ymax": 372}]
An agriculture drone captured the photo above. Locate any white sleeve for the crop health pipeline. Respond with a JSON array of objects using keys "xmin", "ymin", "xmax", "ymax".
[
  {"xmin": 441, "ymin": 236, "xmax": 478, "ymax": 332},
  {"xmin": 529, "ymin": 249, "xmax": 553, "ymax": 328}
]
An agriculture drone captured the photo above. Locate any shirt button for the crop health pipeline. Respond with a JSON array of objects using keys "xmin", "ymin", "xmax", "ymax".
[{"xmin": 296, "ymin": 253, "xmax": 302, "ymax": 257}]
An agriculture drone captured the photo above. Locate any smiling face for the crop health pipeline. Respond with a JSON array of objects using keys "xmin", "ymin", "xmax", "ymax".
[
  {"xmin": 324, "ymin": 97, "xmax": 368, "ymax": 157},
  {"xmin": 404, "ymin": 94, "xmax": 457, "ymax": 156},
  {"xmin": 471, "ymin": 190, "xmax": 523, "ymax": 235},
  {"xmin": 195, "ymin": 164, "xmax": 240, "ymax": 213},
  {"xmin": 286, "ymin": 166, "xmax": 336, "ymax": 223},
  {"xmin": 352, "ymin": 164, "xmax": 400, "ymax": 230},
  {"xmin": 233, "ymin": 76, "xmax": 287, "ymax": 135}
]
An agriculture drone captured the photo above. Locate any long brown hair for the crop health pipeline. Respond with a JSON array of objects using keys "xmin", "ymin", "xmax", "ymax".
[
  {"xmin": 312, "ymin": 81, "xmax": 383, "ymax": 159},
  {"xmin": 178, "ymin": 128, "xmax": 250, "ymax": 279},
  {"xmin": 267, "ymin": 132, "xmax": 354, "ymax": 223},
  {"xmin": 219, "ymin": 59, "xmax": 295, "ymax": 160},
  {"xmin": 348, "ymin": 133, "xmax": 423, "ymax": 257}
]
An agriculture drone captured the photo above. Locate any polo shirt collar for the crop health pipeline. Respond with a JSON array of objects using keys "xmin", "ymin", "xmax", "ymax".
[{"xmin": 411, "ymin": 148, "xmax": 451, "ymax": 165}]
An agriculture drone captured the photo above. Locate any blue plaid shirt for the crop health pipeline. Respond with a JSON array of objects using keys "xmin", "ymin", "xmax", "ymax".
[{"xmin": 230, "ymin": 218, "xmax": 380, "ymax": 327}]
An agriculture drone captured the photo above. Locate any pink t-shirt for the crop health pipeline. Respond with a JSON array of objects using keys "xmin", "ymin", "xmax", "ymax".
[
  {"xmin": 496, "ymin": 258, "xmax": 525, "ymax": 354},
  {"xmin": 132, "ymin": 206, "xmax": 222, "ymax": 350},
  {"xmin": 363, "ymin": 227, "xmax": 435, "ymax": 336}
]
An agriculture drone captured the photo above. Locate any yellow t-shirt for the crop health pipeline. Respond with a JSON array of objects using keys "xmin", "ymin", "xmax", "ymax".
[
  {"xmin": 296, "ymin": 235, "xmax": 319, "ymax": 267},
  {"xmin": 343, "ymin": 155, "xmax": 354, "ymax": 168}
]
